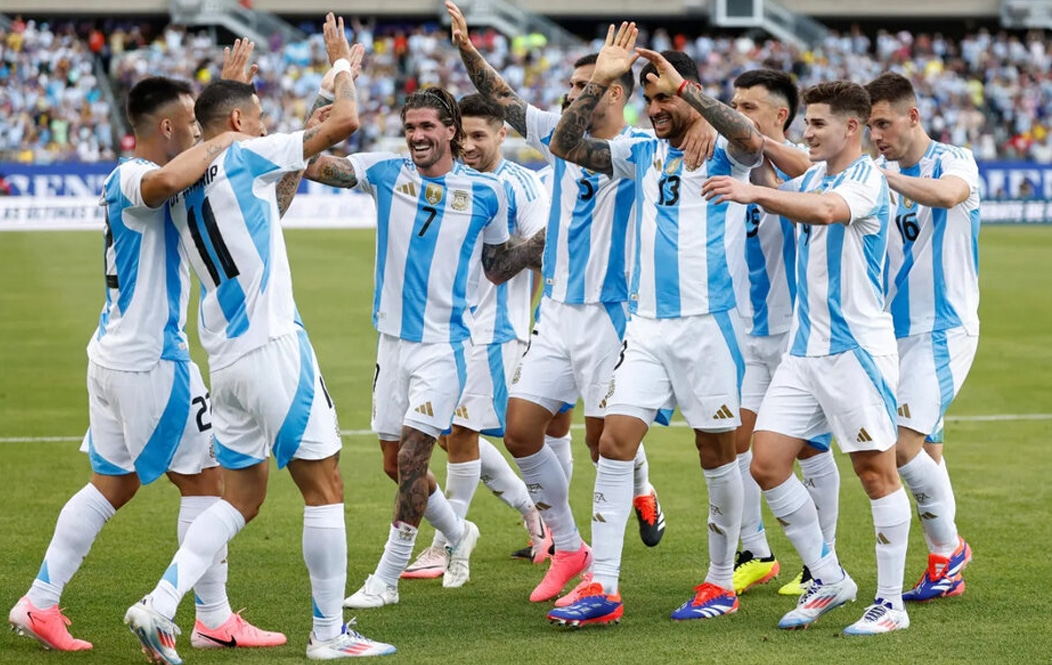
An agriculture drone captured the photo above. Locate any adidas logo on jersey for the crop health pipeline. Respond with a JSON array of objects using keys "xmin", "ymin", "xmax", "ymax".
[
  {"xmin": 856, "ymin": 428, "xmax": 873, "ymax": 443},
  {"xmin": 897, "ymin": 403, "xmax": 912, "ymax": 418},
  {"xmin": 713, "ymin": 405, "xmax": 735, "ymax": 420},
  {"xmin": 455, "ymin": 405, "xmax": 469, "ymax": 419},
  {"xmin": 397, "ymin": 182, "xmax": 418, "ymax": 197},
  {"xmin": 414, "ymin": 402, "xmax": 434, "ymax": 417}
]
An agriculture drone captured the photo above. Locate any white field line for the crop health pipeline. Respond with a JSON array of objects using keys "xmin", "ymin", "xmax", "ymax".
[{"xmin": 2, "ymin": 413, "xmax": 1050, "ymax": 444}]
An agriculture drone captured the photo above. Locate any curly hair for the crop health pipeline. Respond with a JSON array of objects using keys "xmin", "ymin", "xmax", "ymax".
[{"xmin": 402, "ymin": 87, "xmax": 464, "ymax": 158}]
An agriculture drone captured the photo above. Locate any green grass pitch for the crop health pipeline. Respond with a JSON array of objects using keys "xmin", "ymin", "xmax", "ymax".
[{"xmin": 0, "ymin": 226, "xmax": 1049, "ymax": 664}]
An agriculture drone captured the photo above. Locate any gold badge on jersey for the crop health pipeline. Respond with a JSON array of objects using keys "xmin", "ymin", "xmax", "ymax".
[
  {"xmin": 425, "ymin": 183, "xmax": 444, "ymax": 206},
  {"xmin": 665, "ymin": 157, "xmax": 682, "ymax": 174},
  {"xmin": 902, "ymin": 196, "xmax": 915, "ymax": 209},
  {"xmin": 653, "ymin": 158, "xmax": 663, "ymax": 172},
  {"xmin": 451, "ymin": 190, "xmax": 469, "ymax": 211}
]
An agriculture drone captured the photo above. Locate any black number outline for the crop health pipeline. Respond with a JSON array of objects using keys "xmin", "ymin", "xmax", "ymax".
[
  {"xmin": 418, "ymin": 206, "xmax": 438, "ymax": 237},
  {"xmin": 191, "ymin": 393, "xmax": 212, "ymax": 432},
  {"xmin": 578, "ymin": 177, "xmax": 596, "ymax": 202},
  {"xmin": 187, "ymin": 197, "xmax": 239, "ymax": 285},
  {"xmin": 745, "ymin": 205, "xmax": 761, "ymax": 238},
  {"xmin": 657, "ymin": 175, "xmax": 681, "ymax": 207},
  {"xmin": 895, "ymin": 211, "xmax": 920, "ymax": 242}
]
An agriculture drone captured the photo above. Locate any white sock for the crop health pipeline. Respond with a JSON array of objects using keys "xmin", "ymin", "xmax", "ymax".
[
  {"xmin": 374, "ymin": 522, "xmax": 417, "ymax": 588},
  {"xmin": 27, "ymin": 483, "xmax": 116, "ymax": 608},
  {"xmin": 936, "ymin": 456, "xmax": 957, "ymax": 524},
  {"xmin": 479, "ymin": 437, "xmax": 534, "ymax": 515},
  {"xmin": 303, "ymin": 504, "xmax": 346, "ymax": 642},
  {"xmin": 514, "ymin": 446, "xmax": 581, "ymax": 552},
  {"xmin": 703, "ymin": 461, "xmax": 743, "ymax": 590},
  {"xmin": 423, "ymin": 487, "xmax": 464, "ymax": 550},
  {"xmin": 899, "ymin": 451, "xmax": 957, "ymax": 556},
  {"xmin": 764, "ymin": 477, "xmax": 842, "ymax": 584},
  {"xmin": 544, "ymin": 433, "xmax": 573, "ymax": 484},
  {"xmin": 737, "ymin": 451, "xmax": 771, "ymax": 558},
  {"xmin": 871, "ymin": 488, "xmax": 911, "ymax": 609},
  {"xmin": 591, "ymin": 457, "xmax": 634, "ymax": 594},
  {"xmin": 151, "ymin": 500, "xmax": 245, "ymax": 620},
  {"xmin": 632, "ymin": 442, "xmax": 651, "ymax": 498},
  {"xmin": 179, "ymin": 496, "xmax": 231, "ymax": 630},
  {"xmin": 798, "ymin": 451, "xmax": 841, "ymax": 554},
  {"xmin": 431, "ymin": 460, "xmax": 480, "ymax": 549}
]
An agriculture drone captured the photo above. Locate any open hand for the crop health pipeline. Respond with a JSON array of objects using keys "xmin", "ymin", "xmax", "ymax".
[
  {"xmin": 322, "ymin": 12, "xmax": 352, "ymax": 65},
  {"xmin": 702, "ymin": 175, "xmax": 756, "ymax": 205},
  {"xmin": 445, "ymin": 1, "xmax": 470, "ymax": 48},
  {"xmin": 220, "ymin": 38, "xmax": 258, "ymax": 83},
  {"xmin": 593, "ymin": 22, "xmax": 639, "ymax": 85},
  {"xmin": 635, "ymin": 48, "xmax": 685, "ymax": 97}
]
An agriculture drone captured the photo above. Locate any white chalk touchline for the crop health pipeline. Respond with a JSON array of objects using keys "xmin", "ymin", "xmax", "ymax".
[{"xmin": 1, "ymin": 413, "xmax": 1050, "ymax": 444}]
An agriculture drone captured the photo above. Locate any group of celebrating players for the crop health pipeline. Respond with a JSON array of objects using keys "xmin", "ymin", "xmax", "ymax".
[{"xmin": 8, "ymin": 2, "xmax": 980, "ymax": 662}]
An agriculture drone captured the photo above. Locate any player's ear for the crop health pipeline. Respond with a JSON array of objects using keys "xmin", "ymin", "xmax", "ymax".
[
  {"xmin": 160, "ymin": 117, "xmax": 173, "ymax": 140},
  {"xmin": 231, "ymin": 107, "xmax": 243, "ymax": 131}
]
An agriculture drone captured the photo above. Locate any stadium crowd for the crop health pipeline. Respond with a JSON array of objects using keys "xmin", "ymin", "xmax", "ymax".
[{"xmin": 3, "ymin": 14, "xmax": 1052, "ymax": 164}]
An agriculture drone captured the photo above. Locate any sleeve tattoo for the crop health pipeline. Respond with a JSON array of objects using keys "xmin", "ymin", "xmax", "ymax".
[
  {"xmin": 481, "ymin": 232, "xmax": 545, "ymax": 284},
  {"xmin": 551, "ymin": 81, "xmax": 613, "ymax": 175},
  {"xmin": 306, "ymin": 154, "xmax": 359, "ymax": 189},
  {"xmin": 458, "ymin": 46, "xmax": 528, "ymax": 136},
  {"xmin": 680, "ymin": 83, "xmax": 761, "ymax": 162}
]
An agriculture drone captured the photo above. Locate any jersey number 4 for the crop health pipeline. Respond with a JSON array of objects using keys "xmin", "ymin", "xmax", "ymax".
[{"xmin": 188, "ymin": 196, "xmax": 240, "ymax": 285}]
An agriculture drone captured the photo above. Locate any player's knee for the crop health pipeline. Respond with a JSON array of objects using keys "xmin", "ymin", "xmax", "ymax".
[
  {"xmin": 749, "ymin": 455, "xmax": 786, "ymax": 491},
  {"xmin": 502, "ymin": 424, "xmax": 539, "ymax": 458}
]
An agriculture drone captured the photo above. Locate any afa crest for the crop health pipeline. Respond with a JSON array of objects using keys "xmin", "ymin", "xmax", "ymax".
[
  {"xmin": 665, "ymin": 157, "xmax": 682, "ymax": 174},
  {"xmin": 425, "ymin": 183, "xmax": 444, "ymax": 206},
  {"xmin": 902, "ymin": 196, "xmax": 915, "ymax": 209},
  {"xmin": 451, "ymin": 190, "xmax": 469, "ymax": 211}
]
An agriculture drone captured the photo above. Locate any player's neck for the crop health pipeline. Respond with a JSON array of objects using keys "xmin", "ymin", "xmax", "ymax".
[
  {"xmin": 590, "ymin": 120, "xmax": 626, "ymax": 141},
  {"xmin": 134, "ymin": 138, "xmax": 170, "ymax": 167},
  {"xmin": 896, "ymin": 132, "xmax": 933, "ymax": 170},
  {"xmin": 418, "ymin": 154, "xmax": 455, "ymax": 179},
  {"xmin": 825, "ymin": 145, "xmax": 864, "ymax": 176}
]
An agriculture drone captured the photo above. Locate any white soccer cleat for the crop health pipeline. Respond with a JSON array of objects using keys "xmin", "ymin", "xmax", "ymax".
[
  {"xmin": 124, "ymin": 596, "xmax": 183, "ymax": 665},
  {"xmin": 843, "ymin": 600, "xmax": 910, "ymax": 635},
  {"xmin": 442, "ymin": 520, "xmax": 480, "ymax": 588},
  {"xmin": 306, "ymin": 620, "xmax": 396, "ymax": 659},
  {"xmin": 777, "ymin": 570, "xmax": 857, "ymax": 630},
  {"xmin": 343, "ymin": 575, "xmax": 399, "ymax": 609},
  {"xmin": 400, "ymin": 546, "xmax": 448, "ymax": 580}
]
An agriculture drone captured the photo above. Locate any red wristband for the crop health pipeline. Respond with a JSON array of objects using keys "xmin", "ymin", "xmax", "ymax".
[{"xmin": 676, "ymin": 79, "xmax": 690, "ymax": 97}]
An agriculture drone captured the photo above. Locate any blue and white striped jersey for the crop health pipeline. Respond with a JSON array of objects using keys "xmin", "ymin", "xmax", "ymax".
[
  {"xmin": 168, "ymin": 132, "xmax": 307, "ymax": 370},
  {"xmin": 526, "ymin": 105, "xmax": 649, "ymax": 305},
  {"xmin": 469, "ymin": 159, "xmax": 548, "ymax": 345},
  {"xmin": 732, "ymin": 142, "xmax": 806, "ymax": 337},
  {"xmin": 784, "ymin": 156, "xmax": 897, "ymax": 357},
  {"xmin": 610, "ymin": 135, "xmax": 755, "ymax": 319},
  {"xmin": 89, "ymin": 159, "xmax": 190, "ymax": 371},
  {"xmin": 878, "ymin": 141, "xmax": 981, "ymax": 338},
  {"xmin": 348, "ymin": 152, "xmax": 510, "ymax": 344}
]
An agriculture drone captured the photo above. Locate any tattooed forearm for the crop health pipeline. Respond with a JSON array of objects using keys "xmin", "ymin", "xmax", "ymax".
[
  {"xmin": 458, "ymin": 44, "xmax": 528, "ymax": 135},
  {"xmin": 550, "ymin": 81, "xmax": 613, "ymax": 174},
  {"xmin": 680, "ymin": 83, "xmax": 762, "ymax": 161},
  {"xmin": 482, "ymin": 231, "xmax": 545, "ymax": 285},
  {"xmin": 393, "ymin": 427, "xmax": 437, "ymax": 526},
  {"xmin": 276, "ymin": 171, "xmax": 303, "ymax": 217},
  {"xmin": 306, "ymin": 154, "xmax": 358, "ymax": 189}
]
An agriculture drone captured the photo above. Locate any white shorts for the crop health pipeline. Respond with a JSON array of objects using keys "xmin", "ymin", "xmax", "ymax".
[
  {"xmin": 896, "ymin": 327, "xmax": 978, "ymax": 437},
  {"xmin": 756, "ymin": 349, "xmax": 899, "ymax": 454},
  {"xmin": 372, "ymin": 333, "xmax": 469, "ymax": 440},
  {"xmin": 605, "ymin": 312, "xmax": 744, "ymax": 432},
  {"xmin": 453, "ymin": 339, "xmax": 526, "ymax": 436},
  {"xmin": 82, "ymin": 359, "xmax": 216, "ymax": 484},
  {"xmin": 510, "ymin": 297, "xmax": 627, "ymax": 418},
  {"xmin": 209, "ymin": 330, "xmax": 341, "ymax": 469},
  {"xmin": 741, "ymin": 328, "xmax": 790, "ymax": 413}
]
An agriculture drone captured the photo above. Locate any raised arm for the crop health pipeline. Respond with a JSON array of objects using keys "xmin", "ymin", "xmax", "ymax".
[
  {"xmin": 636, "ymin": 48, "xmax": 763, "ymax": 166},
  {"xmin": 882, "ymin": 170, "xmax": 971, "ymax": 209},
  {"xmin": 305, "ymin": 154, "xmax": 358, "ymax": 189},
  {"xmin": 141, "ymin": 131, "xmax": 245, "ymax": 207},
  {"xmin": 702, "ymin": 176, "xmax": 851, "ymax": 226},
  {"xmin": 481, "ymin": 231, "xmax": 546, "ymax": 284},
  {"xmin": 446, "ymin": 0, "xmax": 528, "ymax": 136},
  {"xmin": 301, "ymin": 13, "xmax": 362, "ymax": 160},
  {"xmin": 763, "ymin": 138, "xmax": 811, "ymax": 179},
  {"xmin": 550, "ymin": 22, "xmax": 639, "ymax": 175}
]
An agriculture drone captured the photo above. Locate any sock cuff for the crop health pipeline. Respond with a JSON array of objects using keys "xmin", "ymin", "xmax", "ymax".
[
  {"xmin": 871, "ymin": 487, "xmax": 911, "ymax": 526},
  {"xmin": 447, "ymin": 459, "xmax": 482, "ymax": 477},
  {"xmin": 544, "ymin": 433, "xmax": 572, "ymax": 446},
  {"xmin": 214, "ymin": 499, "xmax": 248, "ymax": 531},
  {"xmin": 83, "ymin": 482, "xmax": 118, "ymax": 520},
  {"xmin": 179, "ymin": 495, "xmax": 220, "ymax": 513},
  {"xmin": 897, "ymin": 450, "xmax": 934, "ymax": 484},
  {"xmin": 304, "ymin": 503, "xmax": 345, "ymax": 529},
  {"xmin": 515, "ymin": 445, "xmax": 553, "ymax": 473},
  {"xmin": 702, "ymin": 460, "xmax": 738, "ymax": 481},
  {"xmin": 798, "ymin": 451, "xmax": 837, "ymax": 475},
  {"xmin": 597, "ymin": 456, "xmax": 635, "ymax": 477},
  {"xmin": 633, "ymin": 442, "xmax": 647, "ymax": 465},
  {"xmin": 764, "ymin": 476, "xmax": 810, "ymax": 515}
]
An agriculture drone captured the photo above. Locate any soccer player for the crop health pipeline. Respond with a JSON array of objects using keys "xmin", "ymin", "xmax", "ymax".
[
  {"xmin": 865, "ymin": 71, "xmax": 977, "ymax": 600},
  {"xmin": 7, "ymin": 73, "xmax": 286, "ymax": 654},
  {"xmin": 703, "ymin": 81, "xmax": 912, "ymax": 635},
  {"xmin": 447, "ymin": 1, "xmax": 669, "ymax": 604},
  {"xmin": 544, "ymin": 29, "xmax": 764, "ymax": 625},
  {"xmin": 402, "ymin": 92, "xmax": 554, "ymax": 579},
  {"xmin": 304, "ymin": 85, "xmax": 543, "ymax": 607},
  {"xmin": 727, "ymin": 69, "xmax": 841, "ymax": 598},
  {"xmin": 123, "ymin": 15, "xmax": 396, "ymax": 662}
]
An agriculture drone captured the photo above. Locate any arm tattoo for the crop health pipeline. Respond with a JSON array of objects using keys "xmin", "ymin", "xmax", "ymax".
[
  {"xmin": 458, "ymin": 45, "xmax": 528, "ymax": 136},
  {"xmin": 276, "ymin": 171, "xmax": 303, "ymax": 217},
  {"xmin": 680, "ymin": 83, "xmax": 761, "ymax": 162},
  {"xmin": 551, "ymin": 82, "xmax": 613, "ymax": 175},
  {"xmin": 393, "ymin": 427, "xmax": 437, "ymax": 525},
  {"xmin": 481, "ymin": 232, "xmax": 545, "ymax": 284},
  {"xmin": 306, "ymin": 155, "xmax": 358, "ymax": 189}
]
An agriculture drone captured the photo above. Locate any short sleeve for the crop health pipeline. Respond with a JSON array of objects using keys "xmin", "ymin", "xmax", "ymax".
[
  {"xmin": 347, "ymin": 151, "xmax": 401, "ymax": 195},
  {"xmin": 115, "ymin": 160, "xmax": 161, "ymax": 210},
  {"xmin": 525, "ymin": 105, "xmax": 560, "ymax": 164},
  {"xmin": 832, "ymin": 170, "xmax": 884, "ymax": 232},
  {"xmin": 939, "ymin": 148, "xmax": 980, "ymax": 195},
  {"xmin": 609, "ymin": 137, "xmax": 652, "ymax": 181},
  {"xmin": 482, "ymin": 182, "xmax": 511, "ymax": 245},
  {"xmin": 240, "ymin": 131, "xmax": 308, "ymax": 175},
  {"xmin": 509, "ymin": 172, "xmax": 549, "ymax": 238}
]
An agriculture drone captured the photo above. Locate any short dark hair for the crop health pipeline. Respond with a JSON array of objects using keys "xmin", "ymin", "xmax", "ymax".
[
  {"xmin": 126, "ymin": 76, "xmax": 193, "ymax": 130},
  {"xmin": 802, "ymin": 81, "xmax": 871, "ymax": 122},
  {"xmin": 194, "ymin": 80, "xmax": 257, "ymax": 131},
  {"xmin": 458, "ymin": 93, "xmax": 504, "ymax": 127},
  {"xmin": 734, "ymin": 68, "xmax": 799, "ymax": 131},
  {"xmin": 574, "ymin": 52, "xmax": 634, "ymax": 100},
  {"xmin": 639, "ymin": 50, "xmax": 700, "ymax": 92},
  {"xmin": 864, "ymin": 72, "xmax": 917, "ymax": 108},
  {"xmin": 402, "ymin": 87, "xmax": 464, "ymax": 158}
]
